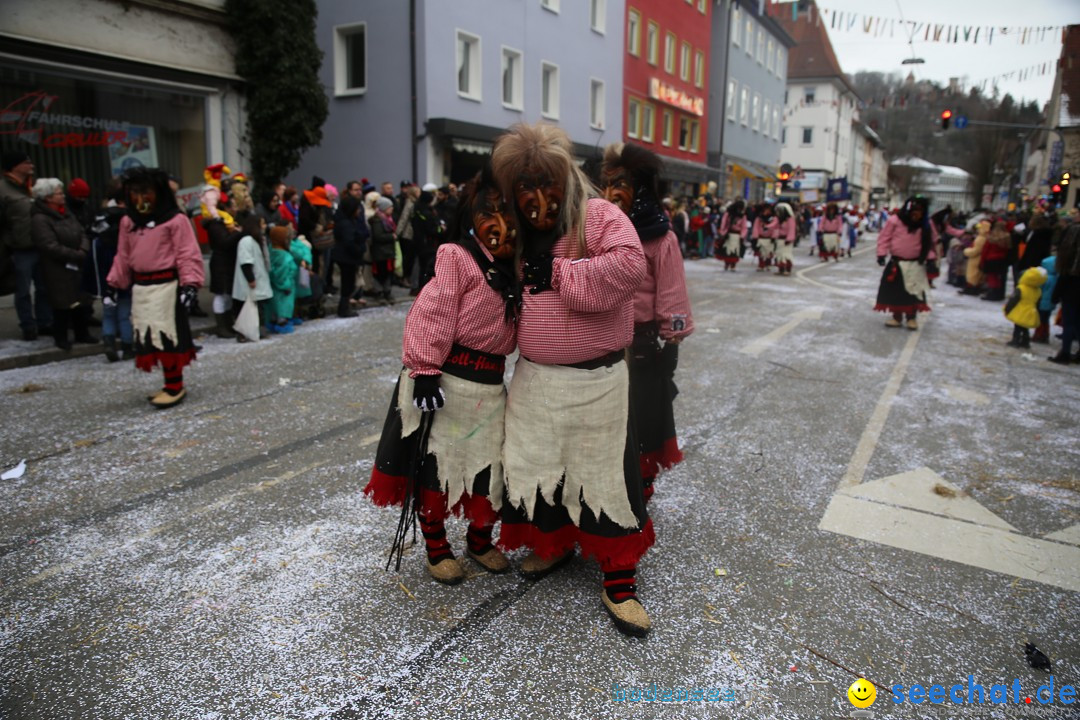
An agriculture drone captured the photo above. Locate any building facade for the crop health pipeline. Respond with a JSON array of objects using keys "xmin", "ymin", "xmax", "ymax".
[
  {"xmin": 710, "ymin": 0, "xmax": 793, "ymax": 203},
  {"xmin": 775, "ymin": 2, "xmax": 859, "ymax": 206},
  {"xmin": 290, "ymin": 0, "xmax": 624, "ymax": 191},
  {"xmin": 0, "ymin": 0, "xmax": 246, "ymax": 207},
  {"xmin": 621, "ymin": 0, "xmax": 714, "ymax": 197}
]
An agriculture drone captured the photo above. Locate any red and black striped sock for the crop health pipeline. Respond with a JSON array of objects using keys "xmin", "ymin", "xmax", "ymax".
[
  {"xmin": 419, "ymin": 516, "xmax": 453, "ymax": 564},
  {"xmin": 602, "ymin": 568, "xmax": 638, "ymax": 604},
  {"xmin": 466, "ymin": 523, "xmax": 495, "ymax": 555},
  {"xmin": 163, "ymin": 368, "xmax": 184, "ymax": 396}
]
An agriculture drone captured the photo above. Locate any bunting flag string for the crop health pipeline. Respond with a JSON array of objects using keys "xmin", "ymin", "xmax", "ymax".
[{"xmin": 786, "ymin": 5, "xmax": 1068, "ymax": 46}]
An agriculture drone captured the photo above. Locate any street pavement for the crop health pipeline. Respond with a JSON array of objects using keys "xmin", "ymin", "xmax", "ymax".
[{"xmin": 0, "ymin": 240, "xmax": 1077, "ymax": 720}]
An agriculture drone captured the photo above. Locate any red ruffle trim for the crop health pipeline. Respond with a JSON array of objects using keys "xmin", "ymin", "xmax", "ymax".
[
  {"xmin": 640, "ymin": 437, "xmax": 684, "ymax": 478},
  {"xmin": 498, "ymin": 517, "xmax": 655, "ymax": 568},
  {"xmin": 135, "ymin": 348, "xmax": 197, "ymax": 373},
  {"xmin": 874, "ymin": 303, "xmax": 931, "ymax": 314},
  {"xmin": 363, "ymin": 469, "xmax": 498, "ymax": 526}
]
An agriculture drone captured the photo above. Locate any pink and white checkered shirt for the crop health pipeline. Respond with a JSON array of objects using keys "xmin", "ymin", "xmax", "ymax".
[
  {"xmin": 518, "ymin": 198, "xmax": 646, "ymax": 365},
  {"xmin": 402, "ymin": 242, "xmax": 517, "ymax": 376},
  {"xmin": 633, "ymin": 230, "xmax": 694, "ymax": 342}
]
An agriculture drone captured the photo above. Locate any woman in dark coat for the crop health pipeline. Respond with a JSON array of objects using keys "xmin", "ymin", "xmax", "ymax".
[
  {"xmin": 30, "ymin": 178, "xmax": 94, "ymax": 350},
  {"xmin": 331, "ymin": 195, "xmax": 368, "ymax": 317},
  {"xmin": 204, "ymin": 198, "xmax": 242, "ymax": 338},
  {"xmin": 369, "ymin": 196, "xmax": 398, "ymax": 305}
]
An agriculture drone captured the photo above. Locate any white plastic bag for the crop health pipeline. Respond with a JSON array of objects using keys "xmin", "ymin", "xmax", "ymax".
[{"xmin": 233, "ymin": 296, "xmax": 260, "ymax": 342}]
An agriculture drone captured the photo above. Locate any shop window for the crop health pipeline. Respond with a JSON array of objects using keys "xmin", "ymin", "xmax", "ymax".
[
  {"xmin": 333, "ymin": 23, "xmax": 367, "ymax": 96},
  {"xmin": 590, "ymin": 79, "xmax": 605, "ymax": 129},
  {"xmin": 680, "ymin": 42, "xmax": 691, "ymax": 82},
  {"xmin": 628, "ymin": 9, "xmax": 641, "ymax": 57},
  {"xmin": 641, "ymin": 103, "xmax": 655, "ymax": 142},
  {"xmin": 502, "ymin": 47, "xmax": 524, "ymax": 110},
  {"xmin": 541, "ymin": 62, "xmax": 560, "ymax": 119},
  {"xmin": 590, "ymin": 0, "xmax": 605, "ymax": 33},
  {"xmin": 662, "ymin": 110, "xmax": 672, "ymax": 147},
  {"xmin": 647, "ymin": 22, "xmax": 659, "ymax": 65},
  {"xmin": 456, "ymin": 31, "xmax": 482, "ymax": 101},
  {"xmin": 627, "ymin": 97, "xmax": 640, "ymax": 138}
]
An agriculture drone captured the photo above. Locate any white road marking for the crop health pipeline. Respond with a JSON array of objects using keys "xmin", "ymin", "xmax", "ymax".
[
  {"xmin": 739, "ymin": 307, "xmax": 824, "ymax": 357},
  {"xmin": 795, "ymin": 245, "xmax": 876, "ymax": 294},
  {"xmin": 819, "ymin": 493, "xmax": 1080, "ymax": 592},
  {"xmin": 1045, "ymin": 524, "xmax": 1080, "ymax": 546},
  {"xmin": 838, "ymin": 326, "xmax": 922, "ymax": 489}
]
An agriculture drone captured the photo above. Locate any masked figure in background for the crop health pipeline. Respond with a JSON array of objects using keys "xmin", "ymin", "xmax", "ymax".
[
  {"xmin": 752, "ymin": 203, "xmax": 778, "ymax": 272},
  {"xmin": 107, "ymin": 168, "xmax": 204, "ymax": 408},
  {"xmin": 716, "ymin": 199, "xmax": 746, "ymax": 271},
  {"xmin": 492, "ymin": 123, "xmax": 653, "ymax": 638},
  {"xmin": 598, "ymin": 142, "xmax": 693, "ymax": 505},
  {"xmin": 819, "ymin": 203, "xmax": 843, "ymax": 262},
  {"xmin": 365, "ymin": 162, "xmax": 520, "ymax": 586},
  {"xmin": 773, "ymin": 202, "xmax": 797, "ymax": 276},
  {"xmin": 875, "ymin": 196, "xmax": 938, "ymax": 331}
]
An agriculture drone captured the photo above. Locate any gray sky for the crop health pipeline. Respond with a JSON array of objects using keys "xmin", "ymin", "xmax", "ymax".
[{"xmin": 817, "ymin": 0, "xmax": 1080, "ymax": 107}]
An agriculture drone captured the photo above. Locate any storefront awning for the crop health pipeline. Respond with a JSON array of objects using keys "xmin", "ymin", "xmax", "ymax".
[
  {"xmin": 660, "ymin": 155, "xmax": 720, "ymax": 185},
  {"xmin": 451, "ymin": 139, "xmax": 493, "ymax": 155},
  {"xmin": 728, "ymin": 158, "xmax": 776, "ymax": 181}
]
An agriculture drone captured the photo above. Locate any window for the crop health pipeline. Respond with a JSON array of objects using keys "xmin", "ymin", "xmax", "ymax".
[
  {"xmin": 804, "ymin": 86, "xmax": 816, "ymax": 104},
  {"xmin": 333, "ymin": 23, "xmax": 367, "ymax": 96},
  {"xmin": 628, "ymin": 9, "xmax": 641, "ymax": 56},
  {"xmin": 732, "ymin": 6, "xmax": 740, "ymax": 46},
  {"xmin": 690, "ymin": 121, "xmax": 699, "ymax": 152},
  {"xmin": 767, "ymin": 39, "xmax": 774, "ymax": 73},
  {"xmin": 627, "ymin": 97, "xmax": 640, "ymax": 138},
  {"xmin": 757, "ymin": 29, "xmax": 765, "ymax": 64},
  {"xmin": 590, "ymin": 0, "xmax": 605, "ymax": 32},
  {"xmin": 726, "ymin": 80, "xmax": 737, "ymax": 121},
  {"xmin": 641, "ymin": 102, "xmax": 655, "ymax": 142},
  {"xmin": 541, "ymin": 62, "xmax": 560, "ymax": 118},
  {"xmin": 678, "ymin": 117, "xmax": 690, "ymax": 150},
  {"xmin": 665, "ymin": 32, "xmax": 676, "ymax": 74},
  {"xmin": 590, "ymin": 79, "xmax": 605, "ymax": 129},
  {"xmin": 541, "ymin": 0, "xmax": 559, "ymax": 12},
  {"xmin": 698, "ymin": 0, "xmax": 706, "ymax": 12},
  {"xmin": 680, "ymin": 42, "xmax": 691, "ymax": 82},
  {"xmin": 501, "ymin": 47, "xmax": 523, "ymax": 110},
  {"xmin": 802, "ymin": 126, "xmax": 813, "ymax": 145},
  {"xmin": 647, "ymin": 21, "xmax": 659, "ymax": 65},
  {"xmin": 773, "ymin": 108, "xmax": 780, "ymax": 140},
  {"xmin": 694, "ymin": 50, "xmax": 704, "ymax": 88},
  {"xmin": 752, "ymin": 93, "xmax": 760, "ymax": 132},
  {"xmin": 740, "ymin": 86, "xmax": 749, "ymax": 126},
  {"xmin": 662, "ymin": 110, "xmax": 673, "ymax": 146},
  {"xmin": 745, "ymin": 18, "xmax": 753, "ymax": 56},
  {"xmin": 456, "ymin": 31, "xmax": 481, "ymax": 100},
  {"xmin": 776, "ymin": 47, "xmax": 785, "ymax": 78},
  {"xmin": 762, "ymin": 99, "xmax": 771, "ymax": 136},
  {"xmin": 782, "ymin": 127, "xmax": 787, "ymax": 145}
]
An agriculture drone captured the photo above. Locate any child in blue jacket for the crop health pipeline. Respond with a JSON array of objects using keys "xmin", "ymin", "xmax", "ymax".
[{"xmin": 1033, "ymin": 254, "xmax": 1058, "ymax": 344}]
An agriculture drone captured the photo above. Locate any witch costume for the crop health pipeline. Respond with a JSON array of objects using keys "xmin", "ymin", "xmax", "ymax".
[
  {"xmin": 875, "ymin": 197, "xmax": 939, "ymax": 330},
  {"xmin": 106, "ymin": 168, "xmax": 204, "ymax": 408},
  {"xmin": 717, "ymin": 201, "xmax": 747, "ymax": 271}
]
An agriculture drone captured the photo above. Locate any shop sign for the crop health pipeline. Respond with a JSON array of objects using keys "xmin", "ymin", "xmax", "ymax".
[
  {"xmin": 1, "ymin": 90, "xmax": 132, "ymax": 149},
  {"xmin": 648, "ymin": 78, "xmax": 705, "ymax": 117}
]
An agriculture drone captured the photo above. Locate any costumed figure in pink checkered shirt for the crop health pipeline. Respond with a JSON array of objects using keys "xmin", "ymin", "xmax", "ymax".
[
  {"xmin": 598, "ymin": 143, "xmax": 694, "ymax": 505},
  {"xmin": 492, "ymin": 124, "xmax": 653, "ymax": 638},
  {"xmin": 106, "ymin": 168, "xmax": 204, "ymax": 409},
  {"xmin": 819, "ymin": 203, "xmax": 843, "ymax": 262},
  {"xmin": 716, "ymin": 199, "xmax": 747, "ymax": 271},
  {"xmin": 753, "ymin": 203, "xmax": 778, "ymax": 272},
  {"xmin": 365, "ymin": 163, "xmax": 520, "ymax": 586}
]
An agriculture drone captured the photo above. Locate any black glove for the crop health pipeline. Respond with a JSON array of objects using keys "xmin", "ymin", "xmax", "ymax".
[
  {"xmin": 660, "ymin": 342, "xmax": 679, "ymax": 376},
  {"xmin": 523, "ymin": 254, "xmax": 554, "ymax": 294},
  {"xmin": 102, "ymin": 285, "xmax": 118, "ymax": 307},
  {"xmin": 179, "ymin": 285, "xmax": 198, "ymax": 310},
  {"xmin": 412, "ymin": 374, "xmax": 445, "ymax": 412},
  {"xmin": 877, "ymin": 255, "xmax": 887, "ymax": 266}
]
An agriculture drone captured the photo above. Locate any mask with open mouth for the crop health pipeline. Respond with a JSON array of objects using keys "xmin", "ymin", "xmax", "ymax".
[
  {"xmin": 472, "ymin": 189, "xmax": 518, "ymax": 260},
  {"xmin": 514, "ymin": 172, "xmax": 564, "ymax": 232}
]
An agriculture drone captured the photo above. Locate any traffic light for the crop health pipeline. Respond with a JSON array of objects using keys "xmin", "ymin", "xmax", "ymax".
[
  {"xmin": 778, "ymin": 163, "xmax": 793, "ymax": 190},
  {"xmin": 941, "ymin": 109, "xmax": 953, "ymax": 130},
  {"xmin": 1052, "ymin": 183, "xmax": 1063, "ymax": 204},
  {"xmin": 1062, "ymin": 171, "xmax": 1071, "ymax": 187}
]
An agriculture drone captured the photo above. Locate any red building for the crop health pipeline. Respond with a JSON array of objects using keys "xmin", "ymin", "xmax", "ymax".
[{"xmin": 622, "ymin": 0, "xmax": 715, "ymax": 196}]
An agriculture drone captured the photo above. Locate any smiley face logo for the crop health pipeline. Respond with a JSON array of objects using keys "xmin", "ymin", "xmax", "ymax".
[{"xmin": 848, "ymin": 678, "xmax": 877, "ymax": 708}]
